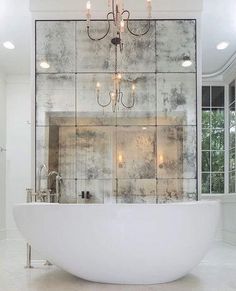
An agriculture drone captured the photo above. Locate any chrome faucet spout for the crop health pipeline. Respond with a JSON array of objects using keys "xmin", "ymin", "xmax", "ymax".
[{"xmin": 38, "ymin": 164, "xmax": 48, "ymax": 192}]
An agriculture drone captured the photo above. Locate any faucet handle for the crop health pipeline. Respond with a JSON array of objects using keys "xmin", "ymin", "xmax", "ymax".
[{"xmin": 26, "ymin": 188, "xmax": 33, "ymax": 203}]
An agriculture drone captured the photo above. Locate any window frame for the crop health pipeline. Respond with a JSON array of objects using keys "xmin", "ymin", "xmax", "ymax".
[{"xmin": 201, "ymin": 83, "xmax": 227, "ymax": 196}]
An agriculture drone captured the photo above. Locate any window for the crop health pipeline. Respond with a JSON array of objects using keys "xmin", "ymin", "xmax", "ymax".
[
  {"xmin": 201, "ymin": 86, "xmax": 225, "ymax": 194},
  {"xmin": 229, "ymin": 81, "xmax": 235, "ymax": 193}
]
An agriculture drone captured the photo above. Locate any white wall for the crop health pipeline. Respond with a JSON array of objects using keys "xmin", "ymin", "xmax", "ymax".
[
  {"xmin": 0, "ymin": 73, "xmax": 6, "ymax": 240},
  {"xmin": 30, "ymin": 0, "xmax": 203, "ymax": 13},
  {"xmin": 5, "ymin": 75, "xmax": 31, "ymax": 239},
  {"xmin": 222, "ymin": 196, "xmax": 236, "ymax": 245}
]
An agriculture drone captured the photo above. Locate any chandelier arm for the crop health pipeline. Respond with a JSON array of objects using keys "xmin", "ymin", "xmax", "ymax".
[
  {"xmin": 121, "ymin": 10, "xmax": 151, "ymax": 37},
  {"xmin": 96, "ymin": 92, "xmax": 112, "ymax": 108},
  {"xmin": 127, "ymin": 19, "xmax": 151, "ymax": 37},
  {"xmin": 120, "ymin": 92, "xmax": 135, "ymax": 109},
  {"xmin": 87, "ymin": 12, "xmax": 114, "ymax": 41}
]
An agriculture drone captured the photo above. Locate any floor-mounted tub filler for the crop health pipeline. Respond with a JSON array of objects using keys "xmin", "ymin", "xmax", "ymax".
[{"xmin": 13, "ymin": 201, "xmax": 220, "ymax": 284}]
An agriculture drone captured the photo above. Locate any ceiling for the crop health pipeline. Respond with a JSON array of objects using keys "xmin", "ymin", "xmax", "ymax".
[{"xmin": 0, "ymin": 0, "xmax": 235, "ymax": 76}]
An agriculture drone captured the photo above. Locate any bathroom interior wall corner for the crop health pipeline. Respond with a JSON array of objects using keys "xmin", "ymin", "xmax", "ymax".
[
  {"xmin": 5, "ymin": 75, "xmax": 31, "ymax": 239},
  {"xmin": 0, "ymin": 73, "xmax": 6, "ymax": 240}
]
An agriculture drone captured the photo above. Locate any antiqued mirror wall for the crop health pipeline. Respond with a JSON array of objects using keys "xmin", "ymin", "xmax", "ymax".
[{"xmin": 35, "ymin": 19, "xmax": 197, "ymax": 203}]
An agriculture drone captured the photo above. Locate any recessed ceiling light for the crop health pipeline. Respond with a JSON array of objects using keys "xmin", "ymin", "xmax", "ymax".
[
  {"xmin": 3, "ymin": 41, "xmax": 15, "ymax": 50},
  {"xmin": 40, "ymin": 61, "xmax": 50, "ymax": 69},
  {"xmin": 216, "ymin": 41, "xmax": 229, "ymax": 50}
]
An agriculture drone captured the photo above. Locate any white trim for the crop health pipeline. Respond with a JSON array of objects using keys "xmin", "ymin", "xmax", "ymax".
[
  {"xmin": 196, "ymin": 15, "xmax": 202, "ymax": 200},
  {"xmin": 5, "ymin": 228, "xmax": 23, "ymax": 240},
  {"xmin": 203, "ymin": 51, "xmax": 236, "ymax": 79},
  {"xmin": 0, "ymin": 229, "xmax": 6, "ymax": 240}
]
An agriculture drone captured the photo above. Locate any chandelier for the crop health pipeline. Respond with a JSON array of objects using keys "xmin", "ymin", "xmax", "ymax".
[
  {"xmin": 85, "ymin": 0, "xmax": 152, "ymax": 112},
  {"xmin": 95, "ymin": 44, "xmax": 135, "ymax": 112},
  {"xmin": 86, "ymin": 0, "xmax": 152, "ymax": 52}
]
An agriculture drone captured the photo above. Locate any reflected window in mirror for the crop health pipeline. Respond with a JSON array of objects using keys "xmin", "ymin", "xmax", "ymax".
[
  {"xmin": 229, "ymin": 80, "xmax": 236, "ymax": 193},
  {"xmin": 201, "ymin": 85, "xmax": 225, "ymax": 194}
]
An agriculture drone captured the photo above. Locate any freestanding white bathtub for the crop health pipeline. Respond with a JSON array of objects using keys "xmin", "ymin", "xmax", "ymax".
[{"xmin": 13, "ymin": 201, "xmax": 220, "ymax": 284}]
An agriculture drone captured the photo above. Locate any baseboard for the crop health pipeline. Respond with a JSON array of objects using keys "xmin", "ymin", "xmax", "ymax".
[
  {"xmin": 0, "ymin": 229, "xmax": 6, "ymax": 240},
  {"xmin": 222, "ymin": 230, "xmax": 236, "ymax": 245}
]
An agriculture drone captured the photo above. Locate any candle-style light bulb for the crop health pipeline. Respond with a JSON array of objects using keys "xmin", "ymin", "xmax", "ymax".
[
  {"xmin": 120, "ymin": 18, "xmax": 125, "ymax": 33},
  {"xmin": 159, "ymin": 154, "xmax": 164, "ymax": 164},
  {"xmin": 118, "ymin": 153, "xmax": 123, "ymax": 163},
  {"xmin": 96, "ymin": 82, "xmax": 101, "ymax": 91},
  {"xmin": 117, "ymin": 73, "xmax": 122, "ymax": 80},
  {"xmin": 86, "ymin": 1, "xmax": 91, "ymax": 10},
  {"xmin": 147, "ymin": 0, "xmax": 152, "ymax": 18},
  {"xmin": 86, "ymin": 1, "xmax": 91, "ymax": 26},
  {"xmin": 132, "ymin": 83, "xmax": 135, "ymax": 91}
]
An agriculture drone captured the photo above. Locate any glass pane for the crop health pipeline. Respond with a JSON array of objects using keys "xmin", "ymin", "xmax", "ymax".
[
  {"xmin": 211, "ymin": 109, "xmax": 224, "ymax": 128},
  {"xmin": 117, "ymin": 179, "xmax": 156, "ymax": 203},
  {"xmin": 36, "ymin": 21, "xmax": 76, "ymax": 73},
  {"xmin": 76, "ymin": 126, "xmax": 114, "ymax": 179},
  {"xmin": 229, "ymin": 126, "xmax": 236, "ymax": 149},
  {"xmin": 117, "ymin": 73, "xmax": 156, "ymax": 126},
  {"xmin": 76, "ymin": 74, "xmax": 116, "ymax": 126},
  {"xmin": 118, "ymin": 20, "xmax": 156, "ymax": 73},
  {"xmin": 157, "ymin": 126, "xmax": 196, "ymax": 179},
  {"xmin": 36, "ymin": 74, "xmax": 76, "ymax": 126},
  {"xmin": 202, "ymin": 129, "xmax": 210, "ymax": 150},
  {"xmin": 229, "ymin": 81, "xmax": 235, "ymax": 105},
  {"xmin": 202, "ymin": 86, "xmax": 210, "ymax": 107},
  {"xmin": 156, "ymin": 20, "xmax": 196, "ymax": 73},
  {"xmin": 60, "ymin": 179, "xmax": 77, "ymax": 203},
  {"xmin": 202, "ymin": 173, "xmax": 210, "ymax": 193},
  {"xmin": 77, "ymin": 179, "xmax": 114, "ymax": 204},
  {"xmin": 157, "ymin": 179, "xmax": 196, "ymax": 203},
  {"xmin": 157, "ymin": 73, "xmax": 196, "ymax": 126},
  {"xmin": 229, "ymin": 103, "xmax": 235, "ymax": 127},
  {"xmin": 211, "ymin": 173, "xmax": 224, "ymax": 193},
  {"xmin": 229, "ymin": 172, "xmax": 235, "ymax": 193},
  {"xmin": 211, "ymin": 151, "xmax": 224, "ymax": 172},
  {"xmin": 202, "ymin": 109, "xmax": 210, "ymax": 128},
  {"xmin": 76, "ymin": 21, "xmax": 115, "ymax": 72},
  {"xmin": 211, "ymin": 129, "xmax": 224, "ymax": 150},
  {"xmin": 202, "ymin": 151, "xmax": 210, "ymax": 172},
  {"xmin": 117, "ymin": 126, "xmax": 156, "ymax": 179},
  {"xmin": 212, "ymin": 86, "xmax": 224, "ymax": 107},
  {"xmin": 229, "ymin": 149, "xmax": 235, "ymax": 171}
]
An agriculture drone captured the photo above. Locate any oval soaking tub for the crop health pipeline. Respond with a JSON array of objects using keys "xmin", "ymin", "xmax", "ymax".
[{"xmin": 13, "ymin": 201, "xmax": 220, "ymax": 284}]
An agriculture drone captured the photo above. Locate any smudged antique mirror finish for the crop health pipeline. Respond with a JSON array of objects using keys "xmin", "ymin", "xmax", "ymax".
[{"xmin": 35, "ymin": 20, "xmax": 197, "ymax": 203}]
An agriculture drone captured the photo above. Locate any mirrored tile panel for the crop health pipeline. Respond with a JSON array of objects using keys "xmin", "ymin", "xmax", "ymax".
[
  {"xmin": 36, "ymin": 21, "xmax": 76, "ymax": 73},
  {"xmin": 156, "ymin": 20, "xmax": 196, "ymax": 73},
  {"xmin": 36, "ymin": 74, "xmax": 76, "ymax": 126},
  {"xmin": 36, "ymin": 126, "xmax": 77, "ymax": 180},
  {"xmin": 118, "ymin": 20, "xmax": 156, "ymax": 73},
  {"xmin": 76, "ymin": 74, "xmax": 116, "ymax": 126},
  {"xmin": 76, "ymin": 126, "xmax": 115, "ymax": 179},
  {"xmin": 116, "ymin": 73, "xmax": 156, "ymax": 125},
  {"xmin": 77, "ymin": 179, "xmax": 115, "ymax": 204},
  {"xmin": 117, "ymin": 126, "xmax": 156, "ymax": 179},
  {"xmin": 157, "ymin": 178, "xmax": 197, "ymax": 203},
  {"xmin": 117, "ymin": 179, "xmax": 156, "ymax": 203},
  {"xmin": 157, "ymin": 73, "xmax": 196, "ymax": 125},
  {"xmin": 60, "ymin": 179, "xmax": 77, "ymax": 203},
  {"xmin": 157, "ymin": 126, "xmax": 196, "ymax": 178},
  {"xmin": 76, "ymin": 21, "xmax": 115, "ymax": 72}
]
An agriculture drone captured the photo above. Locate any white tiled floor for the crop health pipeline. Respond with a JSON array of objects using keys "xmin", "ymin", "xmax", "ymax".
[{"xmin": 0, "ymin": 240, "xmax": 236, "ymax": 291}]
